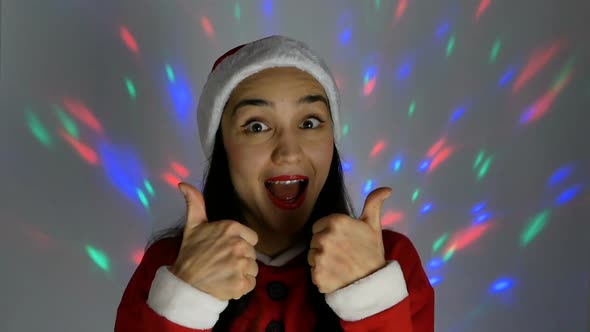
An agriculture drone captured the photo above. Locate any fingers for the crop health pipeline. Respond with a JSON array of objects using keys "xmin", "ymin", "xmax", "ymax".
[
  {"xmin": 226, "ymin": 222, "xmax": 259, "ymax": 247},
  {"xmin": 244, "ymin": 258, "xmax": 259, "ymax": 277},
  {"xmin": 178, "ymin": 182, "xmax": 209, "ymax": 241},
  {"xmin": 359, "ymin": 187, "xmax": 392, "ymax": 229},
  {"xmin": 240, "ymin": 274, "xmax": 257, "ymax": 298}
]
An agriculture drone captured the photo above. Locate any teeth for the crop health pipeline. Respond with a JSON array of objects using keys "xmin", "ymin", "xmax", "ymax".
[{"xmin": 267, "ymin": 179, "xmax": 305, "ymax": 185}]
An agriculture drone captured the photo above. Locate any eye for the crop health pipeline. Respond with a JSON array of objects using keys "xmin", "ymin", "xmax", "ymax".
[
  {"xmin": 244, "ymin": 120, "xmax": 270, "ymax": 133},
  {"xmin": 300, "ymin": 116, "xmax": 323, "ymax": 129}
]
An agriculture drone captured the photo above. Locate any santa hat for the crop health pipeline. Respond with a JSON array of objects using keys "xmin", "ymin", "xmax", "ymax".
[{"xmin": 197, "ymin": 35, "xmax": 341, "ymax": 158}]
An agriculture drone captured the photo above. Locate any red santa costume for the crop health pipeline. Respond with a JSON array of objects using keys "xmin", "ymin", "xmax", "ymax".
[{"xmin": 115, "ymin": 35, "xmax": 434, "ymax": 332}]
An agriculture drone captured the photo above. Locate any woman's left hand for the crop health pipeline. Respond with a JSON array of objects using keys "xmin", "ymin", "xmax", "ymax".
[{"xmin": 308, "ymin": 187, "xmax": 393, "ymax": 294}]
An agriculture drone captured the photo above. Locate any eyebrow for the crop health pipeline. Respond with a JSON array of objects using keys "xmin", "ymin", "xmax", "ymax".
[{"xmin": 230, "ymin": 94, "xmax": 329, "ymax": 115}]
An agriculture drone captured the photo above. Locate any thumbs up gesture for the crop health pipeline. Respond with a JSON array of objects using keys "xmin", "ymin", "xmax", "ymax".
[
  {"xmin": 170, "ymin": 182, "xmax": 260, "ymax": 301},
  {"xmin": 308, "ymin": 187, "xmax": 392, "ymax": 294}
]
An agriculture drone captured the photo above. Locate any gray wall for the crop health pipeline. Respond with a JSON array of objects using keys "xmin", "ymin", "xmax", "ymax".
[{"xmin": 1, "ymin": 0, "xmax": 589, "ymax": 331}]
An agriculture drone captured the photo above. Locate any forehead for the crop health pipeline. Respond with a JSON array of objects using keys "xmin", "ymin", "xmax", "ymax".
[{"xmin": 231, "ymin": 67, "xmax": 326, "ymax": 95}]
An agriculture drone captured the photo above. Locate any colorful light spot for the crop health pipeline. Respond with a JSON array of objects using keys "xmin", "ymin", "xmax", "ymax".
[
  {"xmin": 433, "ymin": 233, "xmax": 449, "ymax": 253},
  {"xmin": 26, "ymin": 108, "xmax": 52, "ymax": 147},
  {"xmin": 86, "ymin": 245, "xmax": 110, "ymax": 272},
  {"xmin": 125, "ymin": 78, "xmax": 136, "ymax": 100},
  {"xmin": 490, "ymin": 277, "xmax": 513, "ymax": 293},
  {"xmin": 489, "ymin": 38, "xmax": 502, "ymax": 63},
  {"xmin": 520, "ymin": 209, "xmax": 550, "ymax": 247}
]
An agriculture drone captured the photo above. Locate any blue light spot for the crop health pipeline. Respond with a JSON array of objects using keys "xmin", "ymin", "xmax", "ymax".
[
  {"xmin": 449, "ymin": 106, "xmax": 466, "ymax": 124},
  {"xmin": 98, "ymin": 141, "xmax": 147, "ymax": 207},
  {"xmin": 499, "ymin": 67, "xmax": 516, "ymax": 87},
  {"xmin": 472, "ymin": 201, "xmax": 486, "ymax": 214},
  {"xmin": 167, "ymin": 74, "xmax": 193, "ymax": 121},
  {"xmin": 519, "ymin": 106, "xmax": 535, "ymax": 125},
  {"xmin": 364, "ymin": 67, "xmax": 377, "ymax": 85},
  {"xmin": 490, "ymin": 278, "xmax": 513, "ymax": 293},
  {"xmin": 418, "ymin": 160, "xmax": 430, "ymax": 172},
  {"xmin": 555, "ymin": 184, "xmax": 583, "ymax": 206},
  {"xmin": 339, "ymin": 28, "xmax": 352, "ymax": 45},
  {"xmin": 390, "ymin": 157, "xmax": 402, "ymax": 172},
  {"xmin": 429, "ymin": 276, "xmax": 442, "ymax": 286},
  {"xmin": 474, "ymin": 213, "xmax": 490, "ymax": 224},
  {"xmin": 397, "ymin": 61, "xmax": 413, "ymax": 81},
  {"xmin": 428, "ymin": 258, "xmax": 443, "ymax": 269},
  {"xmin": 435, "ymin": 22, "xmax": 450, "ymax": 39},
  {"xmin": 342, "ymin": 161, "xmax": 352, "ymax": 172},
  {"xmin": 363, "ymin": 180, "xmax": 374, "ymax": 195},
  {"xmin": 548, "ymin": 164, "xmax": 575, "ymax": 187},
  {"xmin": 262, "ymin": 0, "xmax": 273, "ymax": 17},
  {"xmin": 420, "ymin": 203, "xmax": 433, "ymax": 215}
]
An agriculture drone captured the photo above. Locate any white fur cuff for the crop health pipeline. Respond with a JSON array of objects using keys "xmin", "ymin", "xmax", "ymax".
[
  {"xmin": 147, "ymin": 266, "xmax": 229, "ymax": 329},
  {"xmin": 325, "ymin": 260, "xmax": 409, "ymax": 322}
]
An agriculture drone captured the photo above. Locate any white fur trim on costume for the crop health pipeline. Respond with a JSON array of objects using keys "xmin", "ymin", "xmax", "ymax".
[
  {"xmin": 197, "ymin": 35, "xmax": 341, "ymax": 158},
  {"xmin": 325, "ymin": 260, "xmax": 409, "ymax": 322},
  {"xmin": 147, "ymin": 266, "xmax": 229, "ymax": 329}
]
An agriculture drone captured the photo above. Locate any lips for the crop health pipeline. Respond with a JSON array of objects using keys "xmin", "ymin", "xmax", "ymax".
[{"xmin": 264, "ymin": 175, "xmax": 309, "ymax": 210}]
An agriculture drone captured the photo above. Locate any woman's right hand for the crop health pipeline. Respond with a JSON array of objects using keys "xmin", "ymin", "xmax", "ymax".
[{"xmin": 170, "ymin": 182, "xmax": 259, "ymax": 301}]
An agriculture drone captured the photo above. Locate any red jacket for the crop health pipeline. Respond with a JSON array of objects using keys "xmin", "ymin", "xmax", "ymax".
[{"xmin": 115, "ymin": 230, "xmax": 434, "ymax": 331}]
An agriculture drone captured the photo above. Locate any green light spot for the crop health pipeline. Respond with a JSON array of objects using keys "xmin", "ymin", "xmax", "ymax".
[
  {"xmin": 446, "ymin": 35, "xmax": 456, "ymax": 57},
  {"xmin": 375, "ymin": 0, "xmax": 381, "ymax": 10},
  {"xmin": 477, "ymin": 155, "xmax": 493, "ymax": 180},
  {"xmin": 137, "ymin": 188, "xmax": 149, "ymax": 209},
  {"xmin": 432, "ymin": 233, "xmax": 449, "ymax": 253},
  {"xmin": 125, "ymin": 78, "xmax": 136, "ymax": 100},
  {"xmin": 144, "ymin": 180, "xmax": 154, "ymax": 196},
  {"xmin": 443, "ymin": 246, "xmax": 455, "ymax": 262},
  {"xmin": 473, "ymin": 150, "xmax": 485, "ymax": 170},
  {"xmin": 234, "ymin": 2, "xmax": 241, "ymax": 21},
  {"xmin": 408, "ymin": 100, "xmax": 416, "ymax": 117},
  {"xmin": 26, "ymin": 108, "xmax": 52, "ymax": 147},
  {"xmin": 342, "ymin": 123, "xmax": 349, "ymax": 137},
  {"xmin": 552, "ymin": 58, "xmax": 574, "ymax": 91},
  {"xmin": 53, "ymin": 104, "xmax": 79, "ymax": 139},
  {"xmin": 411, "ymin": 188, "xmax": 420, "ymax": 202},
  {"xmin": 165, "ymin": 64, "xmax": 175, "ymax": 83},
  {"xmin": 489, "ymin": 38, "xmax": 502, "ymax": 63},
  {"xmin": 520, "ymin": 209, "xmax": 550, "ymax": 247},
  {"xmin": 85, "ymin": 245, "xmax": 110, "ymax": 271}
]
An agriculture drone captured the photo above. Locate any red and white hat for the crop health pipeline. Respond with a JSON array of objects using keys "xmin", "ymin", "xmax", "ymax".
[{"xmin": 197, "ymin": 35, "xmax": 341, "ymax": 158}]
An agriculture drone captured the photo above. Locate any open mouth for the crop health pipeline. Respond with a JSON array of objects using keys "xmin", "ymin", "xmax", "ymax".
[{"xmin": 264, "ymin": 175, "xmax": 309, "ymax": 209}]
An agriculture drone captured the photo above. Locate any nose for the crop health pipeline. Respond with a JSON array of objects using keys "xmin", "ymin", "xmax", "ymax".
[{"xmin": 271, "ymin": 130, "xmax": 303, "ymax": 165}]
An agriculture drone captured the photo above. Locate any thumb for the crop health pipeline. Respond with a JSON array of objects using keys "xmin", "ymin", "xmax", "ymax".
[
  {"xmin": 178, "ymin": 182, "xmax": 208, "ymax": 241},
  {"xmin": 359, "ymin": 187, "xmax": 392, "ymax": 230}
]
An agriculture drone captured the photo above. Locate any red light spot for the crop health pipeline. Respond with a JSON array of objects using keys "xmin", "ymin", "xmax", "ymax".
[
  {"xmin": 427, "ymin": 137, "xmax": 446, "ymax": 158},
  {"xmin": 201, "ymin": 16, "xmax": 215, "ymax": 38},
  {"xmin": 513, "ymin": 42, "xmax": 562, "ymax": 94},
  {"xmin": 428, "ymin": 146, "xmax": 453, "ymax": 174},
  {"xmin": 162, "ymin": 172, "xmax": 182, "ymax": 188},
  {"xmin": 60, "ymin": 130, "xmax": 99, "ymax": 165},
  {"xmin": 444, "ymin": 223, "xmax": 491, "ymax": 255},
  {"xmin": 395, "ymin": 0, "xmax": 408, "ymax": 20},
  {"xmin": 370, "ymin": 140, "xmax": 386, "ymax": 158},
  {"xmin": 171, "ymin": 161, "xmax": 190, "ymax": 178},
  {"xmin": 475, "ymin": 0, "xmax": 491, "ymax": 21},
  {"xmin": 363, "ymin": 78, "xmax": 376, "ymax": 96},
  {"xmin": 382, "ymin": 210, "xmax": 404, "ymax": 227},
  {"xmin": 132, "ymin": 249, "xmax": 144, "ymax": 265},
  {"xmin": 119, "ymin": 26, "xmax": 139, "ymax": 54},
  {"xmin": 63, "ymin": 97, "xmax": 104, "ymax": 134}
]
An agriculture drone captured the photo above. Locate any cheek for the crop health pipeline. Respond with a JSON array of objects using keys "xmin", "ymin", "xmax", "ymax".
[
  {"xmin": 225, "ymin": 143, "xmax": 265, "ymax": 189},
  {"xmin": 308, "ymin": 141, "xmax": 334, "ymax": 181}
]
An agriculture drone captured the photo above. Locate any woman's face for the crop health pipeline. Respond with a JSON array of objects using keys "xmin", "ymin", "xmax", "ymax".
[{"xmin": 221, "ymin": 67, "xmax": 334, "ymax": 254}]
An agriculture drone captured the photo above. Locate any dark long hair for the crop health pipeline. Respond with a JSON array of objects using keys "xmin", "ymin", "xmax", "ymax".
[{"xmin": 149, "ymin": 129, "xmax": 354, "ymax": 331}]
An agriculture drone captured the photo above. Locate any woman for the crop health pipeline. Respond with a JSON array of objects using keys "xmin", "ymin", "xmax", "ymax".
[{"xmin": 115, "ymin": 35, "xmax": 434, "ymax": 332}]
